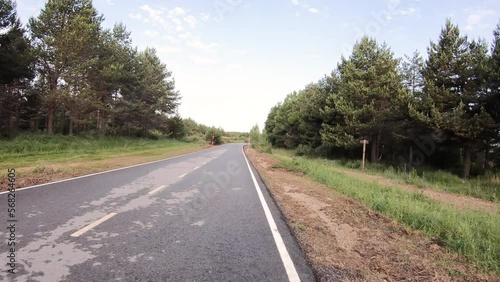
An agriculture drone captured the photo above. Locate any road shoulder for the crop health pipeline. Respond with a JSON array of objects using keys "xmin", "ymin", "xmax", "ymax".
[{"xmin": 245, "ymin": 146, "xmax": 497, "ymax": 281}]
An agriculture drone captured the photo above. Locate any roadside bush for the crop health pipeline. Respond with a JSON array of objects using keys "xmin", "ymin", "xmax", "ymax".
[
  {"xmin": 183, "ymin": 135, "xmax": 203, "ymax": 143},
  {"xmin": 344, "ymin": 159, "xmax": 362, "ymax": 169},
  {"xmin": 261, "ymin": 144, "xmax": 272, "ymax": 154},
  {"xmin": 312, "ymin": 143, "xmax": 335, "ymax": 158},
  {"xmin": 205, "ymin": 127, "xmax": 224, "ymax": 145},
  {"xmin": 295, "ymin": 144, "xmax": 312, "ymax": 156}
]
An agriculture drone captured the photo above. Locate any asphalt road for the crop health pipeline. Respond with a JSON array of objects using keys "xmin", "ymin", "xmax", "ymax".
[{"xmin": 0, "ymin": 143, "xmax": 315, "ymax": 281}]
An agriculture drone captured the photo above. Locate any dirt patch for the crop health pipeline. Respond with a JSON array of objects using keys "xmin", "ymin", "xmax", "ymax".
[
  {"xmin": 245, "ymin": 147, "xmax": 498, "ymax": 282},
  {"xmin": 333, "ymin": 168, "xmax": 498, "ymax": 213},
  {"xmin": 0, "ymin": 145, "xmax": 208, "ymax": 191}
]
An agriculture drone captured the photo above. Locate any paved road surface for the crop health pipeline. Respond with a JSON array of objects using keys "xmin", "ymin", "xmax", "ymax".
[{"xmin": 0, "ymin": 144, "xmax": 315, "ymax": 281}]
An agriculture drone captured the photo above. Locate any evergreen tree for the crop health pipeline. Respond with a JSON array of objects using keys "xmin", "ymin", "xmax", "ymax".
[
  {"xmin": 400, "ymin": 50, "xmax": 424, "ymax": 97},
  {"xmin": 113, "ymin": 47, "xmax": 180, "ymax": 135},
  {"xmin": 485, "ymin": 23, "xmax": 500, "ymax": 170},
  {"xmin": 322, "ymin": 36, "xmax": 408, "ymax": 162},
  {"xmin": 0, "ymin": 0, "xmax": 34, "ymax": 135},
  {"xmin": 417, "ymin": 19, "xmax": 495, "ymax": 178},
  {"xmin": 28, "ymin": 0, "xmax": 103, "ymax": 134}
]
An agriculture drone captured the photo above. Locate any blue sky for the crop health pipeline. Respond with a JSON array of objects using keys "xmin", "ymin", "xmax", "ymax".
[{"xmin": 15, "ymin": 0, "xmax": 500, "ymax": 132}]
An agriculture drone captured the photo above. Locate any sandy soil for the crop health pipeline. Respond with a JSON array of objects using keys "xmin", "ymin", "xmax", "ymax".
[{"xmin": 245, "ymin": 147, "xmax": 498, "ymax": 282}]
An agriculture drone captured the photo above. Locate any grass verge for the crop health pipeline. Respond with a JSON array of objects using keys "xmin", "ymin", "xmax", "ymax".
[
  {"xmin": 273, "ymin": 153, "xmax": 500, "ymax": 276},
  {"xmin": 279, "ymin": 149, "xmax": 500, "ymax": 202},
  {"xmin": 0, "ymin": 133, "xmax": 207, "ymax": 189}
]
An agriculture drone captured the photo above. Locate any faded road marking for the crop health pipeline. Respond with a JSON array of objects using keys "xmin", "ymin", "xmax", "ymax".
[
  {"xmin": 148, "ymin": 185, "xmax": 166, "ymax": 195},
  {"xmin": 70, "ymin": 213, "xmax": 118, "ymax": 238}
]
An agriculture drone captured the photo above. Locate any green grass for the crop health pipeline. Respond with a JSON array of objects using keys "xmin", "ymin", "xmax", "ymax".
[
  {"xmin": 276, "ymin": 149, "xmax": 500, "ymax": 202},
  {"xmin": 0, "ymin": 133, "xmax": 201, "ymax": 169},
  {"xmin": 273, "ymin": 153, "xmax": 500, "ymax": 275},
  {"xmin": 341, "ymin": 160, "xmax": 500, "ymax": 203}
]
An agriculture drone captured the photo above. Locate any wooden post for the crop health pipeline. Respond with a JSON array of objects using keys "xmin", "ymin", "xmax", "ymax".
[
  {"xmin": 211, "ymin": 132, "xmax": 215, "ymax": 145},
  {"xmin": 360, "ymin": 139, "xmax": 369, "ymax": 170}
]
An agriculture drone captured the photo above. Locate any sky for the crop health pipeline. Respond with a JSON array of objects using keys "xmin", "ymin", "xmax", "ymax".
[{"xmin": 14, "ymin": 0, "xmax": 500, "ymax": 132}]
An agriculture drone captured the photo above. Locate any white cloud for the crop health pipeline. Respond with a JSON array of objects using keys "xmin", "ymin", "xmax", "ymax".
[
  {"xmin": 308, "ymin": 7, "xmax": 319, "ymax": 14},
  {"xmin": 178, "ymin": 32, "xmax": 218, "ymax": 52},
  {"xmin": 173, "ymin": 7, "xmax": 186, "ymax": 16},
  {"xmin": 398, "ymin": 7, "xmax": 416, "ymax": 15},
  {"xmin": 138, "ymin": 5, "xmax": 201, "ymax": 33},
  {"xmin": 129, "ymin": 13, "xmax": 142, "ymax": 20},
  {"xmin": 179, "ymin": 32, "xmax": 194, "ymax": 40},
  {"xmin": 200, "ymin": 13, "xmax": 211, "ymax": 21},
  {"xmin": 167, "ymin": 7, "xmax": 186, "ymax": 18},
  {"xmin": 105, "ymin": 0, "xmax": 114, "ymax": 6},
  {"xmin": 184, "ymin": 15, "xmax": 197, "ymax": 28},
  {"xmin": 145, "ymin": 30, "xmax": 160, "ymax": 37},
  {"xmin": 172, "ymin": 18, "xmax": 182, "ymax": 26},
  {"xmin": 156, "ymin": 46, "xmax": 182, "ymax": 54},
  {"xmin": 465, "ymin": 9, "xmax": 496, "ymax": 31},
  {"xmin": 187, "ymin": 39, "xmax": 218, "ymax": 51},
  {"xmin": 140, "ymin": 4, "xmax": 166, "ymax": 26},
  {"xmin": 290, "ymin": 0, "xmax": 321, "ymax": 15},
  {"xmin": 189, "ymin": 55, "xmax": 218, "ymax": 65},
  {"xmin": 162, "ymin": 34, "xmax": 180, "ymax": 43}
]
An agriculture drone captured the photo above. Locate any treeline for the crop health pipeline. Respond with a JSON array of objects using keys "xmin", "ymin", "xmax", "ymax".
[
  {"xmin": 181, "ymin": 117, "xmax": 228, "ymax": 145},
  {"xmin": 0, "ymin": 0, "xmax": 184, "ymax": 138},
  {"xmin": 264, "ymin": 19, "xmax": 500, "ymax": 178}
]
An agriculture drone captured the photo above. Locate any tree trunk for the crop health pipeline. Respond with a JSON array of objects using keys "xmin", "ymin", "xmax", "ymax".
[
  {"xmin": 96, "ymin": 109, "xmax": 101, "ymax": 133},
  {"xmin": 69, "ymin": 117, "xmax": 73, "ymax": 136},
  {"xmin": 47, "ymin": 107, "xmax": 55, "ymax": 134},
  {"xmin": 463, "ymin": 142, "xmax": 472, "ymax": 179},
  {"xmin": 47, "ymin": 70, "xmax": 60, "ymax": 135},
  {"xmin": 483, "ymin": 141, "xmax": 489, "ymax": 172},
  {"xmin": 370, "ymin": 135, "xmax": 378, "ymax": 163},
  {"xmin": 409, "ymin": 146, "xmax": 413, "ymax": 166}
]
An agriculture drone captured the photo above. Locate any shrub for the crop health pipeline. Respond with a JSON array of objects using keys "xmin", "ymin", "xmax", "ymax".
[{"xmin": 295, "ymin": 144, "xmax": 312, "ymax": 156}]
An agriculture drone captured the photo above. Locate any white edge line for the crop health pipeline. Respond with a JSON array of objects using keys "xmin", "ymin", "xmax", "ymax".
[
  {"xmin": 70, "ymin": 212, "xmax": 118, "ymax": 237},
  {"xmin": 179, "ymin": 173, "xmax": 188, "ymax": 178},
  {"xmin": 148, "ymin": 185, "xmax": 166, "ymax": 195},
  {"xmin": 0, "ymin": 146, "xmax": 216, "ymax": 195},
  {"xmin": 241, "ymin": 147, "xmax": 301, "ymax": 282},
  {"xmin": 193, "ymin": 166, "xmax": 200, "ymax": 170}
]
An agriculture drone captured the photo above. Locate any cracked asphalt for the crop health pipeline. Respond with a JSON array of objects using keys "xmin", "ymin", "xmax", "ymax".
[{"xmin": 0, "ymin": 143, "xmax": 314, "ymax": 282}]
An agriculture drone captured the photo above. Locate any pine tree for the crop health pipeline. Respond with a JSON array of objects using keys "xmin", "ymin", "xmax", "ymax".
[
  {"xmin": 417, "ymin": 19, "xmax": 495, "ymax": 178},
  {"xmin": 485, "ymin": 23, "xmax": 500, "ymax": 170},
  {"xmin": 488, "ymin": 23, "xmax": 500, "ymax": 124},
  {"xmin": 112, "ymin": 47, "xmax": 180, "ymax": 135},
  {"xmin": 0, "ymin": 0, "xmax": 34, "ymax": 135},
  {"xmin": 28, "ymin": 0, "xmax": 103, "ymax": 134},
  {"xmin": 87, "ymin": 23, "xmax": 135, "ymax": 134},
  {"xmin": 400, "ymin": 50, "xmax": 424, "ymax": 97},
  {"xmin": 322, "ymin": 36, "xmax": 408, "ymax": 162}
]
